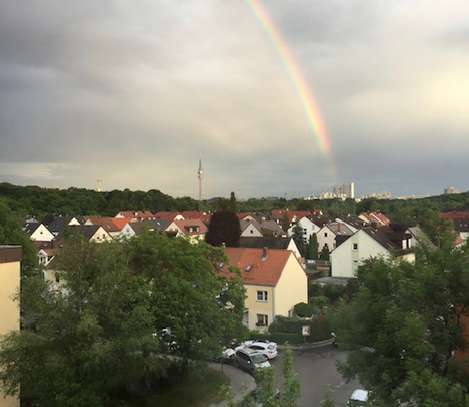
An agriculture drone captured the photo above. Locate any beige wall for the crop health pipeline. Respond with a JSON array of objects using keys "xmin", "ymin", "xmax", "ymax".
[
  {"xmin": 0, "ymin": 261, "xmax": 20, "ymax": 407},
  {"xmin": 274, "ymin": 254, "xmax": 308, "ymax": 318},
  {"xmin": 244, "ymin": 285, "xmax": 274, "ymax": 332}
]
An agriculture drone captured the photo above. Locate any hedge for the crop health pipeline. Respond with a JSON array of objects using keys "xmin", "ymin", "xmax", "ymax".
[{"xmin": 250, "ymin": 316, "xmax": 331, "ymax": 344}]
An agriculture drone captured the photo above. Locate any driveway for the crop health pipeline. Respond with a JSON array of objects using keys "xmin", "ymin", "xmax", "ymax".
[{"xmin": 270, "ymin": 346, "xmax": 360, "ymax": 407}]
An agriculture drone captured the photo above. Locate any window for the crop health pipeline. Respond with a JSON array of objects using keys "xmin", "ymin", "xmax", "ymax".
[
  {"xmin": 353, "ymin": 243, "xmax": 358, "ymax": 250},
  {"xmin": 256, "ymin": 314, "xmax": 268, "ymax": 326},
  {"xmin": 257, "ymin": 290, "xmax": 268, "ymax": 302},
  {"xmin": 324, "ymin": 232, "xmax": 328, "ymax": 237}
]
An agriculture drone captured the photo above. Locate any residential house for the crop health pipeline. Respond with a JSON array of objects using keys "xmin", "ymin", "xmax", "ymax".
[
  {"xmin": 165, "ymin": 219, "xmax": 208, "ymax": 242},
  {"xmin": 181, "ymin": 211, "xmax": 207, "ymax": 220},
  {"xmin": 441, "ymin": 212, "xmax": 469, "ymax": 241},
  {"xmin": 316, "ymin": 222, "xmax": 355, "ymax": 253},
  {"xmin": 240, "ymin": 219, "xmax": 264, "ymax": 238},
  {"xmin": 42, "ymin": 215, "xmax": 83, "ymax": 237},
  {"xmin": 0, "ymin": 245, "xmax": 22, "ymax": 407},
  {"xmin": 358, "ymin": 212, "xmax": 391, "ymax": 227},
  {"xmin": 288, "ymin": 216, "xmax": 321, "ymax": 247},
  {"xmin": 37, "ymin": 247, "xmax": 57, "ymax": 267},
  {"xmin": 85, "ymin": 216, "xmax": 135, "ymax": 239},
  {"xmin": 24, "ymin": 223, "xmax": 55, "ymax": 242},
  {"xmin": 330, "ymin": 225, "xmax": 415, "ymax": 279},
  {"xmin": 407, "ymin": 226, "xmax": 436, "ymax": 249},
  {"xmin": 258, "ymin": 220, "xmax": 284, "ymax": 237},
  {"xmin": 129, "ymin": 219, "xmax": 171, "ymax": 236},
  {"xmin": 154, "ymin": 211, "xmax": 185, "ymax": 223},
  {"xmin": 238, "ymin": 237, "xmax": 302, "ymax": 259},
  {"xmin": 222, "ymin": 247, "xmax": 308, "ymax": 331},
  {"xmin": 115, "ymin": 211, "xmax": 156, "ymax": 222},
  {"xmin": 66, "ymin": 225, "xmax": 113, "ymax": 243}
]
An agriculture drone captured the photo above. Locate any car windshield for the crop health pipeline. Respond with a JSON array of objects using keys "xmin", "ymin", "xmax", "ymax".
[
  {"xmin": 267, "ymin": 344, "xmax": 276, "ymax": 350},
  {"xmin": 252, "ymin": 354, "xmax": 268, "ymax": 363}
]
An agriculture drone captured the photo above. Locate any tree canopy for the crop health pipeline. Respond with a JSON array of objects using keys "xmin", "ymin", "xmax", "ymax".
[
  {"xmin": 206, "ymin": 211, "xmax": 241, "ymax": 247},
  {"xmin": 332, "ymin": 243, "xmax": 469, "ymax": 406},
  {"xmin": 0, "ymin": 233, "xmax": 246, "ymax": 406}
]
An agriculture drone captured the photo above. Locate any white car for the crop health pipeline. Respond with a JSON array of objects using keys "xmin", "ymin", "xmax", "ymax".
[
  {"xmin": 347, "ymin": 389, "xmax": 369, "ymax": 406},
  {"xmin": 245, "ymin": 341, "xmax": 278, "ymax": 360}
]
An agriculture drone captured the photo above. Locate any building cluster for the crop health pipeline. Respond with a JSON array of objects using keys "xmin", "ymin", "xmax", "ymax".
[{"xmin": 16, "ymin": 207, "xmax": 446, "ymax": 337}]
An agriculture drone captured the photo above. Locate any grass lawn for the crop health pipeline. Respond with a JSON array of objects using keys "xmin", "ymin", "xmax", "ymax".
[{"xmin": 119, "ymin": 367, "xmax": 229, "ymax": 407}]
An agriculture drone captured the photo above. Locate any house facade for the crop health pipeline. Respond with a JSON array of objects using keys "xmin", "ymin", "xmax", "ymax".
[
  {"xmin": 240, "ymin": 219, "xmax": 263, "ymax": 238},
  {"xmin": 288, "ymin": 216, "xmax": 320, "ymax": 247},
  {"xmin": 166, "ymin": 219, "xmax": 208, "ymax": 242},
  {"xmin": 223, "ymin": 247, "xmax": 308, "ymax": 331},
  {"xmin": 330, "ymin": 230, "xmax": 390, "ymax": 278},
  {"xmin": 330, "ymin": 226, "xmax": 415, "ymax": 278},
  {"xmin": 24, "ymin": 223, "xmax": 55, "ymax": 242},
  {"xmin": 0, "ymin": 246, "xmax": 22, "ymax": 407}
]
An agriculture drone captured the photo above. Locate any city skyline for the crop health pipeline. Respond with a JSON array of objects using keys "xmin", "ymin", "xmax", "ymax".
[{"xmin": 1, "ymin": 1, "xmax": 469, "ymax": 197}]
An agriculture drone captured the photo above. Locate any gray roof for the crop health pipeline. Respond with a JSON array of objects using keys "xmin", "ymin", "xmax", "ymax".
[
  {"xmin": 23, "ymin": 222, "xmax": 41, "ymax": 235},
  {"xmin": 240, "ymin": 219, "xmax": 262, "ymax": 233},
  {"xmin": 129, "ymin": 220, "xmax": 171, "ymax": 236},
  {"xmin": 238, "ymin": 237, "xmax": 293, "ymax": 250}
]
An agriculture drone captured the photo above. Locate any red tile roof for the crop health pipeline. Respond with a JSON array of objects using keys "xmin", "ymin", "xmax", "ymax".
[
  {"xmin": 85, "ymin": 216, "xmax": 129, "ymax": 232},
  {"xmin": 222, "ymin": 248, "xmax": 293, "ymax": 287},
  {"xmin": 181, "ymin": 211, "xmax": 206, "ymax": 219},
  {"xmin": 441, "ymin": 211, "xmax": 469, "ymax": 220},
  {"xmin": 271, "ymin": 210, "xmax": 313, "ymax": 223},
  {"xmin": 154, "ymin": 211, "xmax": 183, "ymax": 222}
]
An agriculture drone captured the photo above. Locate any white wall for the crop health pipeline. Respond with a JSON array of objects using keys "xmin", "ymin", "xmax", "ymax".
[
  {"xmin": 317, "ymin": 226, "xmax": 336, "ymax": 253},
  {"xmin": 30, "ymin": 224, "xmax": 55, "ymax": 242},
  {"xmin": 331, "ymin": 231, "xmax": 390, "ymax": 278},
  {"xmin": 288, "ymin": 217, "xmax": 320, "ymax": 246},
  {"xmin": 241, "ymin": 223, "xmax": 263, "ymax": 237}
]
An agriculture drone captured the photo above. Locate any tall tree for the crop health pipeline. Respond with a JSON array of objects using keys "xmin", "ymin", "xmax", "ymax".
[
  {"xmin": 319, "ymin": 245, "xmax": 330, "ymax": 261},
  {"xmin": 206, "ymin": 211, "xmax": 241, "ymax": 247},
  {"xmin": 331, "ymin": 243, "xmax": 469, "ymax": 406},
  {"xmin": 292, "ymin": 223, "xmax": 305, "ymax": 257},
  {"xmin": 306, "ymin": 233, "xmax": 319, "ymax": 260},
  {"xmin": 229, "ymin": 192, "xmax": 238, "ymax": 212}
]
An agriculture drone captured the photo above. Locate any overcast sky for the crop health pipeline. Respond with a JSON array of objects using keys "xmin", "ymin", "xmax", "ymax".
[{"xmin": 1, "ymin": 0, "xmax": 469, "ymax": 198}]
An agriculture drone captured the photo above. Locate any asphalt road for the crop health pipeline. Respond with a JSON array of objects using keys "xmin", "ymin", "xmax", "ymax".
[{"xmin": 270, "ymin": 346, "xmax": 360, "ymax": 407}]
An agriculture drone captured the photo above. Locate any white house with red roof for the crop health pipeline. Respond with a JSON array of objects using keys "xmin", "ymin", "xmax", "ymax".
[
  {"xmin": 222, "ymin": 247, "xmax": 308, "ymax": 331},
  {"xmin": 165, "ymin": 218, "xmax": 208, "ymax": 243}
]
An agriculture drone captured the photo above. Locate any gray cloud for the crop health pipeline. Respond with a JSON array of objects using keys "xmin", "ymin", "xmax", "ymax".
[{"xmin": 1, "ymin": 0, "xmax": 469, "ymax": 198}]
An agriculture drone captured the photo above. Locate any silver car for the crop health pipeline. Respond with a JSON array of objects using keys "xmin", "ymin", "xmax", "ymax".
[{"xmin": 235, "ymin": 348, "xmax": 271, "ymax": 373}]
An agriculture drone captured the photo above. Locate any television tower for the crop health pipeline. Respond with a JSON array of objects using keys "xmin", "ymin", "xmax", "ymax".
[{"xmin": 197, "ymin": 159, "xmax": 203, "ymax": 201}]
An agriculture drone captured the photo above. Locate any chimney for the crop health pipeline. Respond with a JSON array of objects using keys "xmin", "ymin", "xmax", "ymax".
[{"xmin": 262, "ymin": 247, "xmax": 268, "ymax": 261}]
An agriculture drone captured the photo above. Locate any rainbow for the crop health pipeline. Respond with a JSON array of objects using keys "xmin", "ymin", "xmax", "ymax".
[{"xmin": 246, "ymin": 0, "xmax": 333, "ymax": 158}]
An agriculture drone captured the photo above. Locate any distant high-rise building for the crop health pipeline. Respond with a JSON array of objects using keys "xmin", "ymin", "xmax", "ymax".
[
  {"xmin": 332, "ymin": 182, "xmax": 355, "ymax": 199},
  {"xmin": 444, "ymin": 186, "xmax": 459, "ymax": 195}
]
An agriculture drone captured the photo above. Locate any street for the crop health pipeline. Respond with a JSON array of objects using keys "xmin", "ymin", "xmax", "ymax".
[{"xmin": 270, "ymin": 346, "xmax": 360, "ymax": 407}]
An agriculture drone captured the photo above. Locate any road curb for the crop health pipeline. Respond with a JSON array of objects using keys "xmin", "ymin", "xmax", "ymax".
[{"xmin": 277, "ymin": 337, "xmax": 335, "ymax": 350}]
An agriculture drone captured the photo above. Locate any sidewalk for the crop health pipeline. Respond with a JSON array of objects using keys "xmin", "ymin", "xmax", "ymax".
[{"xmin": 208, "ymin": 362, "xmax": 256, "ymax": 407}]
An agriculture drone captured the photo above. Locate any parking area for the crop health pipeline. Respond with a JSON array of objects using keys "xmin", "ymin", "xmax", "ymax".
[{"xmin": 270, "ymin": 346, "xmax": 360, "ymax": 407}]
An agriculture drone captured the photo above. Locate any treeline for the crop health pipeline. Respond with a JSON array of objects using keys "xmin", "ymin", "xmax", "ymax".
[
  {"xmin": 1, "ymin": 182, "xmax": 469, "ymax": 223},
  {"xmin": 0, "ymin": 182, "xmax": 199, "ymax": 217}
]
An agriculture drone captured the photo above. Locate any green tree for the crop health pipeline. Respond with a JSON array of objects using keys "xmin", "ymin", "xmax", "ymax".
[
  {"xmin": 254, "ymin": 347, "xmax": 300, "ymax": 407},
  {"xmin": 331, "ymin": 243, "xmax": 469, "ymax": 406},
  {"xmin": 126, "ymin": 232, "xmax": 246, "ymax": 364},
  {"xmin": 292, "ymin": 223, "xmax": 305, "ymax": 257},
  {"xmin": 206, "ymin": 211, "xmax": 241, "ymax": 247},
  {"xmin": 229, "ymin": 192, "xmax": 238, "ymax": 212},
  {"xmin": 320, "ymin": 386, "xmax": 335, "ymax": 407},
  {"xmin": 281, "ymin": 214, "xmax": 290, "ymax": 234},
  {"xmin": 319, "ymin": 245, "xmax": 330, "ymax": 261},
  {"xmin": 306, "ymin": 233, "xmax": 319, "ymax": 260},
  {"xmin": 0, "ymin": 238, "xmax": 160, "ymax": 407}
]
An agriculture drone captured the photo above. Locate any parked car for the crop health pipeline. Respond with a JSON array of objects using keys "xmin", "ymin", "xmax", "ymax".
[
  {"xmin": 347, "ymin": 389, "xmax": 369, "ymax": 406},
  {"xmin": 235, "ymin": 348, "xmax": 271, "ymax": 373},
  {"xmin": 246, "ymin": 341, "xmax": 278, "ymax": 359}
]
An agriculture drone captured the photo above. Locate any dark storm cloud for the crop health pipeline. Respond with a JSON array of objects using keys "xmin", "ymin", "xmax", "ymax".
[{"xmin": 1, "ymin": 0, "xmax": 468, "ymax": 197}]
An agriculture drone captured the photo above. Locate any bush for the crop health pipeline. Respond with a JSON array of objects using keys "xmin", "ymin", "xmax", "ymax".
[
  {"xmin": 263, "ymin": 316, "xmax": 331, "ymax": 343},
  {"xmin": 293, "ymin": 302, "xmax": 315, "ymax": 318}
]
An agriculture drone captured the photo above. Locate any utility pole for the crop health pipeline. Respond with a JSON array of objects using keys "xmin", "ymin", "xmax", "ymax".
[{"xmin": 197, "ymin": 159, "xmax": 203, "ymax": 202}]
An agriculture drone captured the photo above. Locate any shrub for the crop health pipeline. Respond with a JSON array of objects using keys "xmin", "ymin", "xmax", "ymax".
[{"xmin": 293, "ymin": 302, "xmax": 315, "ymax": 318}]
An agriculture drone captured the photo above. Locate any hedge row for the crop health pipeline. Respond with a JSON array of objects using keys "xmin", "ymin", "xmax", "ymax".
[{"xmin": 250, "ymin": 316, "xmax": 331, "ymax": 344}]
